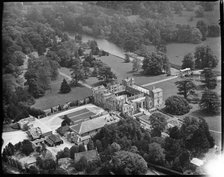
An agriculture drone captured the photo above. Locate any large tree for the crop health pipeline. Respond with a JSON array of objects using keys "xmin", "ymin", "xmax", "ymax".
[
  {"xmin": 124, "ymin": 54, "xmax": 130, "ymax": 63},
  {"xmin": 196, "ymin": 20, "xmax": 208, "ymax": 41},
  {"xmin": 165, "ymin": 95, "xmax": 191, "ymax": 115},
  {"xmin": 97, "ymin": 65, "xmax": 117, "ymax": 83},
  {"xmin": 145, "ymin": 142, "xmax": 165, "ymax": 165},
  {"xmin": 182, "ymin": 53, "xmax": 195, "ymax": 70},
  {"xmin": 132, "ymin": 58, "xmax": 141, "ymax": 72},
  {"xmin": 180, "ymin": 116, "xmax": 214, "ymax": 156},
  {"xmin": 142, "ymin": 52, "xmax": 169, "ymax": 75},
  {"xmin": 109, "ymin": 150, "xmax": 148, "ymax": 175},
  {"xmin": 21, "ymin": 140, "xmax": 34, "ymax": 156},
  {"xmin": 201, "ymin": 68, "xmax": 217, "ymax": 89},
  {"xmin": 149, "ymin": 112, "xmax": 167, "ymax": 133},
  {"xmin": 194, "ymin": 45, "xmax": 218, "ymax": 69},
  {"xmin": 59, "ymin": 78, "xmax": 71, "ymax": 94},
  {"xmin": 164, "ymin": 137, "xmax": 181, "ymax": 164},
  {"xmin": 199, "ymin": 90, "xmax": 220, "ymax": 114},
  {"xmin": 70, "ymin": 58, "xmax": 86, "ymax": 86},
  {"xmin": 175, "ymin": 79, "xmax": 197, "ymax": 99}
]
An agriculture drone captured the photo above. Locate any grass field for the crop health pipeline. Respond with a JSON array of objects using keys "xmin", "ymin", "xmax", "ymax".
[
  {"xmin": 97, "ymin": 54, "xmax": 170, "ymax": 85},
  {"xmin": 166, "ymin": 37, "xmax": 221, "ymax": 72},
  {"xmin": 145, "ymin": 77, "xmax": 180, "ymax": 100},
  {"xmin": 32, "ymin": 73, "xmax": 92, "ymax": 110}
]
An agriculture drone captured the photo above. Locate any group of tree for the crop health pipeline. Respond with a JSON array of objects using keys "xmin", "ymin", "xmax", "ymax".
[
  {"xmin": 182, "ymin": 45, "xmax": 218, "ymax": 70},
  {"xmin": 142, "ymin": 52, "xmax": 170, "ymax": 76},
  {"xmin": 91, "ymin": 116, "xmax": 214, "ymax": 174},
  {"xmin": 24, "ymin": 55, "xmax": 60, "ymax": 98},
  {"xmin": 3, "ymin": 81, "xmax": 45, "ymax": 123},
  {"xmin": 56, "ymin": 143, "xmax": 86, "ymax": 161},
  {"xmin": 164, "ymin": 95, "xmax": 192, "ymax": 115}
]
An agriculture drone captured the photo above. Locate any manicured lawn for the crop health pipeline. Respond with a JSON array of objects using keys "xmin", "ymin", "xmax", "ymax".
[
  {"xmin": 166, "ymin": 37, "xmax": 221, "ymax": 72},
  {"xmin": 145, "ymin": 77, "xmax": 180, "ymax": 100},
  {"xmin": 32, "ymin": 74, "xmax": 92, "ymax": 110},
  {"xmin": 97, "ymin": 54, "xmax": 169, "ymax": 85}
]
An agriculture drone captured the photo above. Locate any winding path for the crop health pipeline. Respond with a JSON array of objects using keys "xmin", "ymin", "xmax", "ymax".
[{"xmin": 58, "ymin": 70, "xmax": 92, "ymax": 89}]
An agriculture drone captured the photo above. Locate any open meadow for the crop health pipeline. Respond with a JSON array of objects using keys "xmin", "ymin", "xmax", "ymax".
[{"xmin": 32, "ymin": 73, "xmax": 92, "ymax": 110}]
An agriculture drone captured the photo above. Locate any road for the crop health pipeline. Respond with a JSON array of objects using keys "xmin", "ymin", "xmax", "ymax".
[{"xmin": 141, "ymin": 76, "xmax": 178, "ymax": 87}]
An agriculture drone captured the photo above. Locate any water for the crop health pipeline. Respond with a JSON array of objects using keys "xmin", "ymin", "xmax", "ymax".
[
  {"xmin": 81, "ymin": 34, "xmax": 126, "ymax": 58},
  {"xmin": 68, "ymin": 33, "xmax": 221, "ymax": 71}
]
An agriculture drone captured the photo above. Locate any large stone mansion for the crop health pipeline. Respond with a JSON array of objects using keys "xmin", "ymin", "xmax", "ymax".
[{"xmin": 92, "ymin": 77, "xmax": 163, "ymax": 116}]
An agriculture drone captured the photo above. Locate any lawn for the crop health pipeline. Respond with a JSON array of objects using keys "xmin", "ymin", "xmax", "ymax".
[
  {"xmin": 97, "ymin": 54, "xmax": 170, "ymax": 85},
  {"xmin": 145, "ymin": 77, "xmax": 180, "ymax": 100},
  {"xmin": 32, "ymin": 73, "xmax": 92, "ymax": 110},
  {"xmin": 166, "ymin": 37, "xmax": 221, "ymax": 72}
]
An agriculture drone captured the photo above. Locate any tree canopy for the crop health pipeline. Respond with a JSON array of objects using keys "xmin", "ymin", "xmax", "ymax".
[
  {"xmin": 199, "ymin": 90, "xmax": 220, "ymax": 114},
  {"xmin": 175, "ymin": 79, "xmax": 196, "ymax": 99},
  {"xmin": 165, "ymin": 95, "xmax": 191, "ymax": 115},
  {"xmin": 194, "ymin": 45, "xmax": 218, "ymax": 69}
]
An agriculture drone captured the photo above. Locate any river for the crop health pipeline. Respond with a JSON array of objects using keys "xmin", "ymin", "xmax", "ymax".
[{"xmin": 68, "ymin": 33, "xmax": 221, "ymax": 72}]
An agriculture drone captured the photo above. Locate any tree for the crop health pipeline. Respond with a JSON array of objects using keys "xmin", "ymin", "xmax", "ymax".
[
  {"xmin": 21, "ymin": 140, "xmax": 34, "ymax": 156},
  {"xmin": 132, "ymin": 58, "xmax": 141, "ymax": 72},
  {"xmin": 95, "ymin": 139, "xmax": 103, "ymax": 153},
  {"xmin": 109, "ymin": 150, "xmax": 148, "ymax": 175},
  {"xmin": 199, "ymin": 2, "xmax": 215, "ymax": 11},
  {"xmin": 149, "ymin": 112, "xmax": 167, "ymax": 132},
  {"xmin": 182, "ymin": 53, "xmax": 195, "ymax": 70},
  {"xmin": 28, "ymin": 165, "xmax": 39, "ymax": 174},
  {"xmin": 97, "ymin": 65, "xmax": 117, "ymax": 83},
  {"xmin": 194, "ymin": 45, "xmax": 218, "ymax": 69},
  {"xmin": 142, "ymin": 52, "xmax": 169, "ymax": 75},
  {"xmin": 87, "ymin": 139, "xmax": 95, "ymax": 151},
  {"xmin": 11, "ymin": 51, "xmax": 26, "ymax": 66},
  {"xmin": 195, "ymin": 6, "xmax": 204, "ymax": 17},
  {"xmin": 190, "ymin": 27, "xmax": 202, "ymax": 44},
  {"xmin": 175, "ymin": 79, "xmax": 197, "ymax": 99},
  {"xmin": 59, "ymin": 79, "xmax": 71, "ymax": 93},
  {"xmin": 208, "ymin": 25, "xmax": 220, "ymax": 37},
  {"xmin": 61, "ymin": 115, "xmax": 72, "ymax": 126},
  {"xmin": 78, "ymin": 144, "xmax": 86, "ymax": 152},
  {"xmin": 201, "ymin": 68, "xmax": 217, "ymax": 89},
  {"xmin": 196, "ymin": 20, "xmax": 208, "ymax": 41},
  {"xmin": 42, "ymin": 159, "xmax": 56, "ymax": 171},
  {"xmin": 199, "ymin": 90, "xmax": 220, "ymax": 114},
  {"xmin": 111, "ymin": 142, "xmax": 121, "ymax": 153},
  {"xmin": 70, "ymin": 145, "xmax": 79, "ymax": 159},
  {"xmin": 168, "ymin": 126, "xmax": 181, "ymax": 139},
  {"xmin": 164, "ymin": 137, "xmax": 181, "ymax": 164},
  {"xmin": 75, "ymin": 156, "xmax": 88, "ymax": 171},
  {"xmin": 124, "ymin": 54, "xmax": 130, "ymax": 63},
  {"xmin": 165, "ymin": 95, "xmax": 191, "ymax": 115},
  {"xmin": 180, "ymin": 116, "xmax": 214, "ymax": 156},
  {"xmin": 146, "ymin": 143, "xmax": 165, "ymax": 165},
  {"xmin": 70, "ymin": 58, "xmax": 86, "ymax": 86},
  {"xmin": 151, "ymin": 127, "xmax": 162, "ymax": 137}
]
